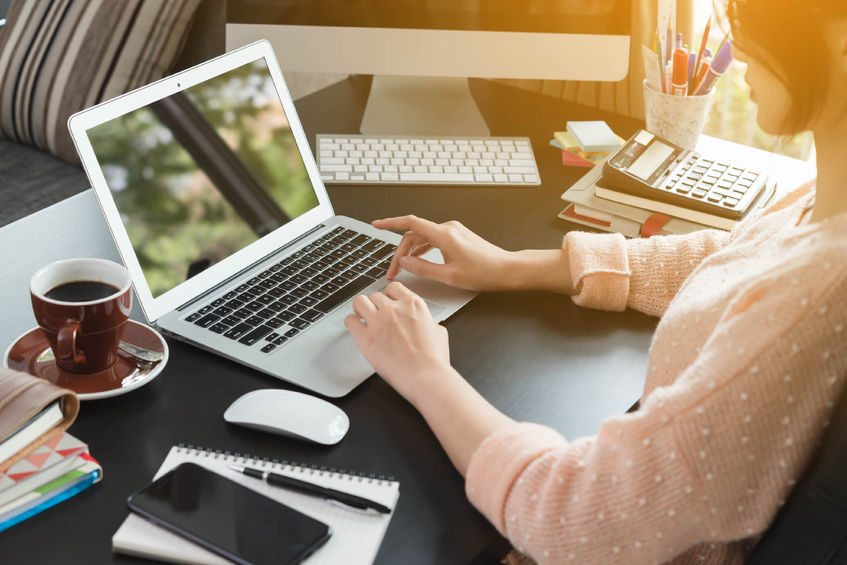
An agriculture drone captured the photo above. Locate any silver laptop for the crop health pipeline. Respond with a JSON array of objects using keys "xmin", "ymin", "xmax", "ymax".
[{"xmin": 68, "ymin": 41, "xmax": 475, "ymax": 397}]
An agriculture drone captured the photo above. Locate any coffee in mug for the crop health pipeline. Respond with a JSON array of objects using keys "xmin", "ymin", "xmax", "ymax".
[{"xmin": 30, "ymin": 258, "xmax": 132, "ymax": 374}]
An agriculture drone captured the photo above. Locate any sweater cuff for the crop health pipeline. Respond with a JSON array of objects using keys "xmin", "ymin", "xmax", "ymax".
[
  {"xmin": 563, "ymin": 231, "xmax": 631, "ymax": 311},
  {"xmin": 465, "ymin": 422, "xmax": 567, "ymax": 534}
]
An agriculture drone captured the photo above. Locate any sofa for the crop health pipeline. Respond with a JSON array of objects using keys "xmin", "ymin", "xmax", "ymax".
[{"xmin": 0, "ymin": 0, "xmax": 224, "ymax": 228}]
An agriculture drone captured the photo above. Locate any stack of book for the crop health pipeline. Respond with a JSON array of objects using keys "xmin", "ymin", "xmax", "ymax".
[
  {"xmin": 0, "ymin": 371, "xmax": 101, "ymax": 532},
  {"xmin": 557, "ymin": 134, "xmax": 790, "ymax": 238}
]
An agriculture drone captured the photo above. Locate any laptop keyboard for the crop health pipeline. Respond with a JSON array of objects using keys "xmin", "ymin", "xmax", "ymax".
[{"xmin": 182, "ymin": 226, "xmax": 396, "ymax": 354}]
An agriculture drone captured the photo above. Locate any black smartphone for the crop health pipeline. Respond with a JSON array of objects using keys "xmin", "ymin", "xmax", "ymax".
[{"xmin": 127, "ymin": 463, "xmax": 331, "ymax": 565}]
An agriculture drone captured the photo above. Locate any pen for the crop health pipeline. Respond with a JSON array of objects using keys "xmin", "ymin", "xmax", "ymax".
[
  {"xmin": 691, "ymin": 55, "xmax": 712, "ymax": 95},
  {"xmin": 672, "ymin": 35, "xmax": 689, "ymax": 96},
  {"xmin": 687, "ymin": 51, "xmax": 697, "ymax": 87},
  {"xmin": 228, "ymin": 464, "xmax": 391, "ymax": 515},
  {"xmin": 692, "ymin": 16, "xmax": 712, "ymax": 91},
  {"xmin": 694, "ymin": 39, "xmax": 733, "ymax": 95}
]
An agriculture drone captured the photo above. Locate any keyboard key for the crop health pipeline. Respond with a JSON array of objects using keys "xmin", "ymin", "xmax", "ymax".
[
  {"xmin": 212, "ymin": 306, "xmax": 233, "ymax": 317},
  {"xmin": 257, "ymin": 308, "xmax": 276, "ymax": 319},
  {"xmin": 266, "ymin": 332, "xmax": 280, "ymax": 342},
  {"xmin": 301, "ymin": 296, "xmax": 318, "ymax": 307},
  {"xmin": 289, "ymin": 304, "xmax": 307, "ymax": 314},
  {"xmin": 185, "ymin": 312, "xmax": 202, "ymax": 323},
  {"xmin": 276, "ymin": 311, "xmax": 296, "ymax": 322},
  {"xmin": 245, "ymin": 301, "xmax": 263, "ymax": 312},
  {"xmin": 223, "ymin": 291, "xmax": 238, "ymax": 300},
  {"xmin": 350, "ymin": 234, "xmax": 372, "ymax": 246},
  {"xmin": 267, "ymin": 318, "xmax": 284, "ymax": 329},
  {"xmin": 211, "ymin": 298, "xmax": 226, "ymax": 307},
  {"xmin": 301, "ymin": 309, "xmax": 323, "ymax": 322},
  {"xmin": 198, "ymin": 305, "xmax": 214, "ymax": 315},
  {"xmin": 222, "ymin": 315, "xmax": 240, "ymax": 326},
  {"xmin": 245, "ymin": 315, "xmax": 264, "ymax": 326},
  {"xmin": 231, "ymin": 308, "xmax": 250, "ymax": 320},
  {"xmin": 284, "ymin": 328, "xmax": 300, "ymax": 338},
  {"xmin": 272, "ymin": 336, "xmax": 288, "ymax": 346},
  {"xmin": 371, "ymin": 245, "xmax": 396, "ymax": 260},
  {"xmin": 195, "ymin": 314, "xmax": 220, "ymax": 328},
  {"xmin": 315, "ymin": 275, "xmax": 375, "ymax": 313},
  {"xmin": 238, "ymin": 325, "xmax": 273, "ymax": 345},
  {"xmin": 290, "ymin": 288, "xmax": 308, "ymax": 298},
  {"xmin": 223, "ymin": 323, "xmax": 251, "ymax": 340},
  {"xmin": 291, "ymin": 318, "xmax": 311, "ymax": 330},
  {"xmin": 209, "ymin": 323, "xmax": 229, "ymax": 334},
  {"xmin": 261, "ymin": 343, "xmax": 277, "ymax": 353},
  {"xmin": 225, "ymin": 298, "xmax": 245, "ymax": 309},
  {"xmin": 310, "ymin": 289, "xmax": 329, "ymax": 299},
  {"xmin": 366, "ymin": 267, "xmax": 387, "ymax": 278}
]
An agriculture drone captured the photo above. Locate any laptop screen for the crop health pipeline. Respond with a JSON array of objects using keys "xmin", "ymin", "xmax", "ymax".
[{"xmin": 87, "ymin": 58, "xmax": 320, "ymax": 298}]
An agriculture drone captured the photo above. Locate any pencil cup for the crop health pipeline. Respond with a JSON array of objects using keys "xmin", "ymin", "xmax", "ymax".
[{"xmin": 642, "ymin": 80, "xmax": 714, "ymax": 150}]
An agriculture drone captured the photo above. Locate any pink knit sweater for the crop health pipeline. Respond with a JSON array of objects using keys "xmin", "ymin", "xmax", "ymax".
[{"xmin": 465, "ymin": 184, "xmax": 847, "ymax": 564}]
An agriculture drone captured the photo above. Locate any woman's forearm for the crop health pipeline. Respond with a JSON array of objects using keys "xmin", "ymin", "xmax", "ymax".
[
  {"xmin": 410, "ymin": 366, "xmax": 515, "ymax": 477},
  {"xmin": 503, "ymin": 249, "xmax": 576, "ymax": 295}
]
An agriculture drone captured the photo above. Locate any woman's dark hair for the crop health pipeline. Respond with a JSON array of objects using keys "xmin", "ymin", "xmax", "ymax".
[{"xmin": 716, "ymin": 0, "xmax": 847, "ymax": 131}]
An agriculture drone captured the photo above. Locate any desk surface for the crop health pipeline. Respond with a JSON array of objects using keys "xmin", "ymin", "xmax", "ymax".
[{"xmin": 0, "ymin": 78, "xmax": 656, "ymax": 564}]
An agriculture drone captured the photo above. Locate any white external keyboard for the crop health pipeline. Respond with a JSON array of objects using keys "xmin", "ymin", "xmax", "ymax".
[{"xmin": 316, "ymin": 134, "xmax": 541, "ymax": 186}]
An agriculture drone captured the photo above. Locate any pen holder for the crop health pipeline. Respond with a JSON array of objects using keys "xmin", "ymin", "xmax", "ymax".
[{"xmin": 643, "ymin": 79, "xmax": 714, "ymax": 150}]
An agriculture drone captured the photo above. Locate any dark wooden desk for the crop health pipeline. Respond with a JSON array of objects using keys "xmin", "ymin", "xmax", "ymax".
[{"xmin": 0, "ymin": 78, "xmax": 655, "ymax": 564}]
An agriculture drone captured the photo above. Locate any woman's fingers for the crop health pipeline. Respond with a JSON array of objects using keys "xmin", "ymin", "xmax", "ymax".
[
  {"xmin": 398, "ymin": 256, "xmax": 448, "ymax": 283},
  {"xmin": 351, "ymin": 294, "xmax": 377, "ymax": 321},
  {"xmin": 387, "ymin": 231, "xmax": 427, "ymax": 279},
  {"xmin": 372, "ymin": 215, "xmax": 447, "ymax": 246},
  {"xmin": 409, "ymin": 242, "xmax": 432, "ymax": 257},
  {"xmin": 383, "ymin": 281, "xmax": 416, "ymax": 302},
  {"xmin": 369, "ymin": 291, "xmax": 393, "ymax": 309}
]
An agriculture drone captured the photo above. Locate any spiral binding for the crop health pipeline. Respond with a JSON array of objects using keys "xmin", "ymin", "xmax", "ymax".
[{"xmin": 176, "ymin": 444, "xmax": 396, "ymax": 486}]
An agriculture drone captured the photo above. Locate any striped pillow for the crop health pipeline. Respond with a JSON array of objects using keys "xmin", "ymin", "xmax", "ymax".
[{"xmin": 0, "ymin": 0, "xmax": 202, "ymax": 164}]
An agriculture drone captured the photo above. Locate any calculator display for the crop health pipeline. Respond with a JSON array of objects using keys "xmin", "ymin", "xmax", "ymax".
[{"xmin": 608, "ymin": 133, "xmax": 684, "ymax": 186}]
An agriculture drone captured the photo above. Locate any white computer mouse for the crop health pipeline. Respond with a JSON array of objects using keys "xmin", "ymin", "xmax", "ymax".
[{"xmin": 223, "ymin": 389, "xmax": 350, "ymax": 445}]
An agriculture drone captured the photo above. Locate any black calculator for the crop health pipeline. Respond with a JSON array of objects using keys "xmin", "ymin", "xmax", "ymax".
[{"xmin": 601, "ymin": 130, "xmax": 768, "ymax": 220}]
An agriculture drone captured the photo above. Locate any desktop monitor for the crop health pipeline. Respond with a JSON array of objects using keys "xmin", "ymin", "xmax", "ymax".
[{"xmin": 226, "ymin": 0, "xmax": 631, "ymax": 136}]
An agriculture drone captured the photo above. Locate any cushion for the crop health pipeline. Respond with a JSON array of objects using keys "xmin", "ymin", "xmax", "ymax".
[
  {"xmin": 0, "ymin": 0, "xmax": 202, "ymax": 164},
  {"xmin": 0, "ymin": 140, "xmax": 88, "ymax": 227}
]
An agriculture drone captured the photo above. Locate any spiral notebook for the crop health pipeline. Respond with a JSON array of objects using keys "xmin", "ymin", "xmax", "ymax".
[{"xmin": 112, "ymin": 445, "xmax": 400, "ymax": 565}]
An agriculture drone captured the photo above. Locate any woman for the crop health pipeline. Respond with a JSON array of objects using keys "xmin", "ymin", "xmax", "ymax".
[{"xmin": 344, "ymin": 1, "xmax": 847, "ymax": 562}]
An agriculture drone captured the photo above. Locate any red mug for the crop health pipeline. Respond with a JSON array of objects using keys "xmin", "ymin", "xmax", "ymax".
[{"xmin": 30, "ymin": 258, "xmax": 132, "ymax": 374}]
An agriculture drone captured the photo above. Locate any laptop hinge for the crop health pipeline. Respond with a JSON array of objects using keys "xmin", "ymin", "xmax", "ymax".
[{"xmin": 175, "ymin": 223, "xmax": 330, "ymax": 312}]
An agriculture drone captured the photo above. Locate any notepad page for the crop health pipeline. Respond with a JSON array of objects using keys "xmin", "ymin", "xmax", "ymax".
[{"xmin": 113, "ymin": 446, "xmax": 400, "ymax": 565}]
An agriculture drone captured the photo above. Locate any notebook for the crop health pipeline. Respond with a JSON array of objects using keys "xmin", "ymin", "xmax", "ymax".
[{"xmin": 113, "ymin": 445, "xmax": 400, "ymax": 565}]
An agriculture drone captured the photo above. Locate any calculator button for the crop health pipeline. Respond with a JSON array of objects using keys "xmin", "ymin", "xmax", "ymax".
[
  {"xmin": 676, "ymin": 186, "xmax": 692, "ymax": 194},
  {"xmin": 730, "ymin": 167, "xmax": 744, "ymax": 175},
  {"xmin": 692, "ymin": 189, "xmax": 708, "ymax": 198},
  {"xmin": 723, "ymin": 198, "xmax": 740, "ymax": 207},
  {"xmin": 718, "ymin": 181, "xmax": 733, "ymax": 189},
  {"xmin": 707, "ymin": 194, "xmax": 722, "ymax": 202}
]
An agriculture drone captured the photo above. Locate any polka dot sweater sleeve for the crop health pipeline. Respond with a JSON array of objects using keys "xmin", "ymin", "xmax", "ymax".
[
  {"xmin": 563, "ymin": 229, "xmax": 730, "ymax": 316},
  {"xmin": 464, "ymin": 254, "xmax": 847, "ymax": 564}
]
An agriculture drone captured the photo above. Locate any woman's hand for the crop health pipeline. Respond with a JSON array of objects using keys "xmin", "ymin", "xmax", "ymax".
[
  {"xmin": 373, "ymin": 215, "xmax": 577, "ymax": 295},
  {"xmin": 372, "ymin": 216, "xmax": 517, "ymax": 292},
  {"xmin": 344, "ymin": 280, "xmax": 515, "ymax": 476},
  {"xmin": 344, "ymin": 281, "xmax": 452, "ymax": 404}
]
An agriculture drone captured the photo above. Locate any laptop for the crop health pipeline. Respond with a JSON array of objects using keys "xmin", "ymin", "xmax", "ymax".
[{"xmin": 68, "ymin": 41, "xmax": 475, "ymax": 397}]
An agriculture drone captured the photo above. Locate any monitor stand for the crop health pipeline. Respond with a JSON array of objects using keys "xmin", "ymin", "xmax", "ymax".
[{"xmin": 360, "ymin": 76, "xmax": 490, "ymax": 137}]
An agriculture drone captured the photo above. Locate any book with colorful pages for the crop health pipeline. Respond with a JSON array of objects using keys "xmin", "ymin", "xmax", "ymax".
[
  {"xmin": 0, "ymin": 454, "xmax": 102, "ymax": 532},
  {"xmin": 0, "ymin": 433, "xmax": 87, "ymax": 507}
]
